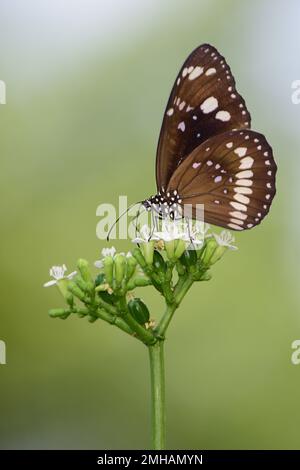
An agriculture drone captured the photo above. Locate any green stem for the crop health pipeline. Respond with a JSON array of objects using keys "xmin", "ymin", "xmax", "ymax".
[
  {"xmin": 155, "ymin": 277, "xmax": 193, "ymax": 337},
  {"xmin": 148, "ymin": 341, "xmax": 166, "ymax": 450}
]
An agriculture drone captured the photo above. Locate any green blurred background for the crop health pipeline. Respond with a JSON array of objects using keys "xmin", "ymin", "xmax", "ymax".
[{"xmin": 0, "ymin": 0, "xmax": 300, "ymax": 449}]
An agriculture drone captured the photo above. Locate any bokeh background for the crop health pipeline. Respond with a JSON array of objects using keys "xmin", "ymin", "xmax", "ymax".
[{"xmin": 0, "ymin": 0, "xmax": 300, "ymax": 449}]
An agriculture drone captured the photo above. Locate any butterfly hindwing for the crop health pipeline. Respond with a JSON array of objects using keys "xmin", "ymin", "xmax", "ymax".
[
  {"xmin": 167, "ymin": 129, "xmax": 277, "ymax": 230},
  {"xmin": 156, "ymin": 44, "xmax": 251, "ymax": 190}
]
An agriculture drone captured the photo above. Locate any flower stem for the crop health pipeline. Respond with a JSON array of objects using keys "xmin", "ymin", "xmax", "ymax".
[
  {"xmin": 155, "ymin": 276, "xmax": 194, "ymax": 338},
  {"xmin": 148, "ymin": 340, "xmax": 166, "ymax": 449}
]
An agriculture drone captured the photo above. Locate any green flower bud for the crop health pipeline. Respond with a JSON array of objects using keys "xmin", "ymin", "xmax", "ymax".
[
  {"xmin": 174, "ymin": 239, "xmax": 187, "ymax": 260},
  {"xmin": 75, "ymin": 276, "xmax": 89, "ymax": 292},
  {"xmin": 103, "ymin": 256, "xmax": 114, "ymax": 286},
  {"xmin": 49, "ymin": 308, "xmax": 70, "ymax": 319},
  {"xmin": 114, "ymin": 253, "xmax": 126, "ymax": 286},
  {"xmin": 200, "ymin": 237, "xmax": 218, "ymax": 266},
  {"xmin": 95, "ymin": 274, "xmax": 116, "ymax": 304},
  {"xmin": 134, "ymin": 277, "xmax": 151, "ymax": 287},
  {"xmin": 77, "ymin": 259, "xmax": 92, "ymax": 283},
  {"xmin": 67, "ymin": 282, "xmax": 86, "ymax": 301},
  {"xmin": 153, "ymin": 250, "xmax": 166, "ymax": 272},
  {"xmin": 95, "ymin": 273, "xmax": 105, "ymax": 286},
  {"xmin": 55, "ymin": 279, "xmax": 74, "ymax": 306},
  {"xmin": 128, "ymin": 298, "xmax": 150, "ymax": 325},
  {"xmin": 209, "ymin": 246, "xmax": 228, "ymax": 265},
  {"xmin": 164, "ymin": 240, "xmax": 175, "ymax": 261},
  {"xmin": 179, "ymin": 249, "xmax": 198, "ymax": 267},
  {"xmin": 141, "ymin": 241, "xmax": 155, "ymax": 265},
  {"xmin": 126, "ymin": 255, "xmax": 137, "ymax": 280}
]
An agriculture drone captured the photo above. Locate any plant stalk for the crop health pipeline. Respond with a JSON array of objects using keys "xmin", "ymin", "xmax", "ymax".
[{"xmin": 148, "ymin": 340, "xmax": 166, "ymax": 450}]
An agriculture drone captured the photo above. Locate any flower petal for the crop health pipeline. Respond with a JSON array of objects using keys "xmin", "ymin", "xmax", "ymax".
[
  {"xmin": 94, "ymin": 260, "xmax": 104, "ymax": 268},
  {"xmin": 43, "ymin": 280, "xmax": 57, "ymax": 287},
  {"xmin": 66, "ymin": 271, "xmax": 77, "ymax": 279}
]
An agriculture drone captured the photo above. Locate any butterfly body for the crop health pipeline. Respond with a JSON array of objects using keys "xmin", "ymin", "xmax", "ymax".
[
  {"xmin": 143, "ymin": 188, "xmax": 183, "ymax": 220},
  {"xmin": 145, "ymin": 44, "xmax": 277, "ymax": 231}
]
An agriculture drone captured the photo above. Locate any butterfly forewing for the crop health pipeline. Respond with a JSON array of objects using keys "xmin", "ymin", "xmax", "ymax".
[
  {"xmin": 156, "ymin": 44, "xmax": 251, "ymax": 190},
  {"xmin": 167, "ymin": 130, "xmax": 277, "ymax": 230}
]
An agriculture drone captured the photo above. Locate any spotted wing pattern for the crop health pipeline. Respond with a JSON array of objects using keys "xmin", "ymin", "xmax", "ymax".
[
  {"xmin": 156, "ymin": 43, "xmax": 251, "ymax": 190},
  {"xmin": 167, "ymin": 129, "xmax": 277, "ymax": 230}
]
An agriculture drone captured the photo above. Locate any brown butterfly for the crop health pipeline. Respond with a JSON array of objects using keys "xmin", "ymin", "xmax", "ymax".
[{"xmin": 142, "ymin": 44, "xmax": 277, "ymax": 231}]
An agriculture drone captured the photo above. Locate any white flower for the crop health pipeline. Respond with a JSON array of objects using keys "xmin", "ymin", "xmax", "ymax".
[
  {"xmin": 188, "ymin": 222, "xmax": 211, "ymax": 248},
  {"xmin": 94, "ymin": 246, "xmax": 117, "ymax": 268},
  {"xmin": 154, "ymin": 220, "xmax": 190, "ymax": 242},
  {"xmin": 132, "ymin": 225, "xmax": 159, "ymax": 244},
  {"xmin": 213, "ymin": 230, "xmax": 237, "ymax": 250},
  {"xmin": 102, "ymin": 247, "xmax": 116, "ymax": 258},
  {"xmin": 43, "ymin": 264, "xmax": 77, "ymax": 287}
]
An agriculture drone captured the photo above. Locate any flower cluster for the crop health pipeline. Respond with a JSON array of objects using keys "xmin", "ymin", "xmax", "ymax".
[{"xmin": 44, "ymin": 222, "xmax": 237, "ymax": 344}]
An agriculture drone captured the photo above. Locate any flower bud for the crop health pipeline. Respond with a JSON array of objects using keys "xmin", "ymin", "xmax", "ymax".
[
  {"xmin": 164, "ymin": 240, "xmax": 175, "ymax": 261},
  {"xmin": 179, "ymin": 249, "xmax": 197, "ymax": 267},
  {"xmin": 95, "ymin": 273, "xmax": 105, "ymax": 286},
  {"xmin": 153, "ymin": 250, "xmax": 166, "ymax": 272},
  {"xmin": 141, "ymin": 241, "xmax": 155, "ymax": 265},
  {"xmin": 126, "ymin": 255, "xmax": 137, "ymax": 280},
  {"xmin": 77, "ymin": 259, "xmax": 92, "ymax": 283},
  {"xmin": 67, "ymin": 282, "xmax": 86, "ymax": 301},
  {"xmin": 200, "ymin": 237, "xmax": 218, "ymax": 266},
  {"xmin": 114, "ymin": 253, "xmax": 126, "ymax": 286},
  {"xmin": 174, "ymin": 239, "xmax": 187, "ymax": 260},
  {"xmin": 128, "ymin": 298, "xmax": 150, "ymax": 325},
  {"xmin": 95, "ymin": 274, "xmax": 116, "ymax": 304},
  {"xmin": 49, "ymin": 308, "xmax": 70, "ymax": 319},
  {"xmin": 134, "ymin": 277, "xmax": 151, "ymax": 287},
  {"xmin": 209, "ymin": 245, "xmax": 228, "ymax": 265},
  {"xmin": 75, "ymin": 276, "xmax": 89, "ymax": 292},
  {"xmin": 103, "ymin": 256, "xmax": 114, "ymax": 286}
]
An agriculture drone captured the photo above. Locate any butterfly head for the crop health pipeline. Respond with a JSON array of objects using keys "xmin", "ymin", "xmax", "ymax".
[{"xmin": 143, "ymin": 188, "xmax": 183, "ymax": 220}]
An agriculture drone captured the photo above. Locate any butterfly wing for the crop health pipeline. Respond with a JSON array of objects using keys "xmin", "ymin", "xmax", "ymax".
[
  {"xmin": 167, "ymin": 130, "xmax": 277, "ymax": 230},
  {"xmin": 156, "ymin": 44, "xmax": 251, "ymax": 190}
]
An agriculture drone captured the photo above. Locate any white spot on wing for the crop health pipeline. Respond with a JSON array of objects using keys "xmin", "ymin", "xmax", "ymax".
[
  {"xmin": 200, "ymin": 96, "xmax": 218, "ymax": 114},
  {"xmin": 234, "ymin": 193, "xmax": 250, "ymax": 204},
  {"xmin": 214, "ymin": 176, "xmax": 222, "ymax": 183},
  {"xmin": 206, "ymin": 67, "xmax": 216, "ymax": 76},
  {"xmin": 239, "ymin": 157, "xmax": 254, "ymax": 170},
  {"xmin": 230, "ymin": 218, "xmax": 244, "ymax": 225},
  {"xmin": 178, "ymin": 121, "xmax": 185, "ymax": 132},
  {"xmin": 236, "ymin": 179, "xmax": 253, "ymax": 187},
  {"xmin": 234, "ymin": 187, "xmax": 252, "ymax": 195},
  {"xmin": 166, "ymin": 108, "xmax": 174, "ymax": 116},
  {"xmin": 236, "ymin": 170, "xmax": 253, "ymax": 179},
  {"xmin": 188, "ymin": 66, "xmax": 203, "ymax": 80},
  {"xmin": 215, "ymin": 110, "xmax": 231, "ymax": 121},
  {"xmin": 230, "ymin": 211, "xmax": 247, "ymax": 220},
  {"xmin": 234, "ymin": 147, "xmax": 247, "ymax": 158},
  {"xmin": 230, "ymin": 201, "xmax": 247, "ymax": 212},
  {"xmin": 228, "ymin": 223, "xmax": 243, "ymax": 230}
]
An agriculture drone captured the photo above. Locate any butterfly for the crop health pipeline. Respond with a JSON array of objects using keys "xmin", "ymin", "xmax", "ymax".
[{"xmin": 142, "ymin": 44, "xmax": 277, "ymax": 231}]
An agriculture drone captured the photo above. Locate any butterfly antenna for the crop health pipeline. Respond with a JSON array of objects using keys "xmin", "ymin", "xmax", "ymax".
[{"xmin": 106, "ymin": 201, "xmax": 143, "ymax": 241}]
